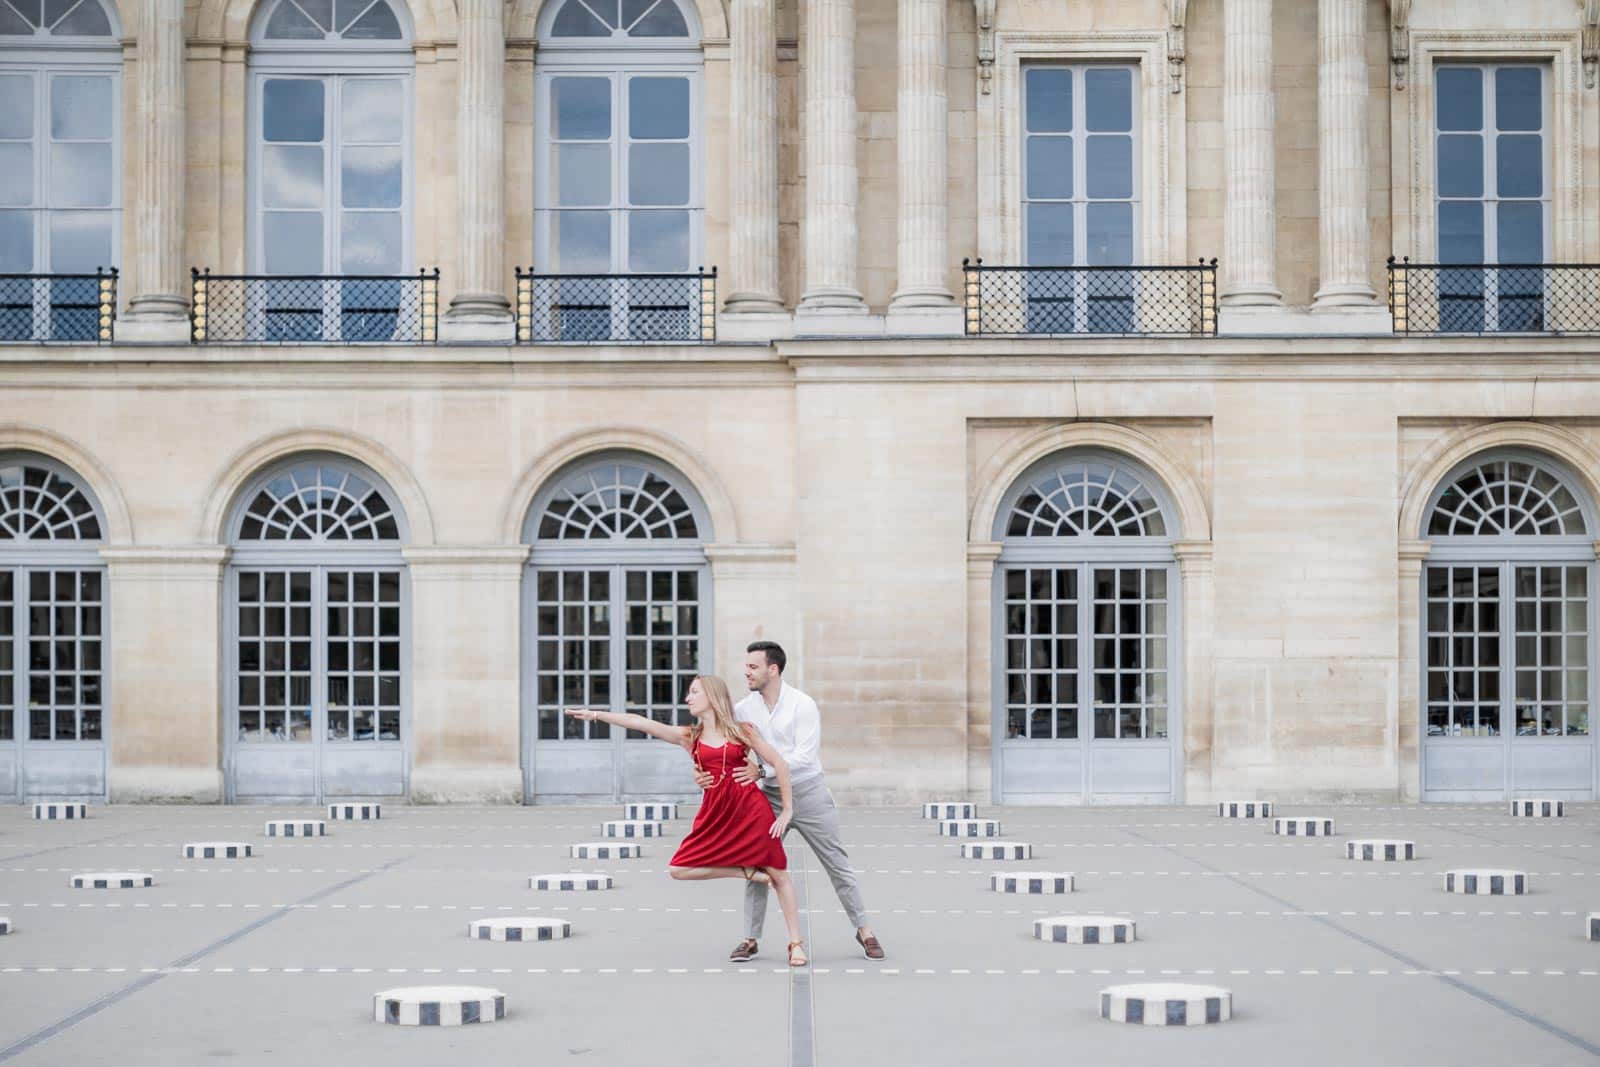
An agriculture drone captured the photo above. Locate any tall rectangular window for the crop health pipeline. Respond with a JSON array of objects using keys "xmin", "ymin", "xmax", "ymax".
[{"xmin": 1434, "ymin": 64, "xmax": 1549, "ymax": 331}]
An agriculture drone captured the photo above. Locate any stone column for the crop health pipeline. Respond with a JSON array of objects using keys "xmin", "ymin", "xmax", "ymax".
[
  {"xmin": 119, "ymin": 0, "xmax": 189, "ymax": 343},
  {"xmin": 722, "ymin": 0, "xmax": 784, "ymax": 320},
  {"xmin": 965, "ymin": 542, "xmax": 1002, "ymax": 800},
  {"xmin": 1220, "ymin": 0, "xmax": 1281, "ymax": 307},
  {"xmin": 795, "ymin": 0, "xmax": 868, "ymax": 320},
  {"xmin": 1311, "ymin": 0, "xmax": 1381, "ymax": 311},
  {"xmin": 1396, "ymin": 540, "xmax": 1432, "ymax": 802},
  {"xmin": 886, "ymin": 0, "xmax": 959, "ymax": 333},
  {"xmin": 1172, "ymin": 540, "xmax": 1215, "ymax": 803},
  {"xmin": 442, "ymin": 0, "xmax": 514, "ymax": 342}
]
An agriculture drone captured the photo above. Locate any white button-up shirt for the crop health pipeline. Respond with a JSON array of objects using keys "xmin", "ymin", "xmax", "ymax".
[{"xmin": 735, "ymin": 681, "xmax": 824, "ymax": 785}]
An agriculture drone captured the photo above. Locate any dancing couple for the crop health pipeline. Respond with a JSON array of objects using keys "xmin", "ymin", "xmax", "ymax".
[{"xmin": 564, "ymin": 640, "xmax": 886, "ymax": 968}]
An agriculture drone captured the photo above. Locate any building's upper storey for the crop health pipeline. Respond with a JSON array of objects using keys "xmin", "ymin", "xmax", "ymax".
[{"xmin": 0, "ymin": 0, "xmax": 1596, "ymax": 346}]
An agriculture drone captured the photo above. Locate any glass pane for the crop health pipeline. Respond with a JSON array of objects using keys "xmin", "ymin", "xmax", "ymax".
[
  {"xmin": 295, "ymin": 0, "xmax": 332, "ymax": 29},
  {"xmin": 1025, "ymin": 202, "xmax": 1073, "ymax": 265},
  {"xmin": 554, "ymin": 210, "xmax": 610, "ymax": 271},
  {"xmin": 1436, "ymin": 68, "xmax": 1483, "ymax": 131},
  {"xmin": 341, "ymin": 79, "xmax": 403, "ymax": 143},
  {"xmin": 0, "ymin": 75, "xmax": 31, "ymax": 138},
  {"xmin": 1438, "ymin": 200, "xmax": 1484, "ymax": 264},
  {"xmin": 1086, "ymin": 135, "xmax": 1131, "ymax": 199},
  {"xmin": 1025, "ymin": 136, "xmax": 1071, "ymax": 199},
  {"xmin": 1495, "ymin": 67, "xmax": 1541, "ymax": 132},
  {"xmin": 628, "ymin": 209, "xmax": 688, "ymax": 271},
  {"xmin": 50, "ymin": 0, "xmax": 110, "ymax": 34},
  {"xmin": 0, "ymin": 2, "xmax": 32, "ymax": 32},
  {"xmin": 262, "ymin": 144, "xmax": 323, "ymax": 209},
  {"xmin": 49, "ymin": 143, "xmax": 112, "ymax": 207},
  {"xmin": 1436, "ymin": 134, "xmax": 1482, "ymax": 198},
  {"xmin": 50, "ymin": 75, "xmax": 110, "ymax": 139},
  {"xmin": 48, "ymin": 211, "xmax": 111, "ymax": 271},
  {"xmin": 0, "ymin": 144, "xmax": 32, "ymax": 206},
  {"xmin": 334, "ymin": 0, "xmax": 369, "ymax": 29},
  {"xmin": 1084, "ymin": 68, "xmax": 1132, "ymax": 132},
  {"xmin": 551, "ymin": 0, "xmax": 610, "ymax": 36},
  {"xmin": 263, "ymin": 79, "xmax": 325, "ymax": 142},
  {"xmin": 629, "ymin": 76, "xmax": 689, "ymax": 139},
  {"xmin": 1085, "ymin": 202, "xmax": 1133, "ymax": 266},
  {"xmin": 555, "ymin": 143, "xmax": 610, "ymax": 206},
  {"xmin": 552, "ymin": 76, "xmax": 611, "ymax": 139},
  {"xmin": 1025, "ymin": 67, "xmax": 1072, "ymax": 133},
  {"xmin": 264, "ymin": 0, "xmax": 324, "ymax": 38},
  {"xmin": 628, "ymin": 143, "xmax": 689, "ymax": 205},
  {"xmin": 263, "ymin": 211, "xmax": 324, "ymax": 273},
  {"xmin": 340, "ymin": 145, "xmax": 401, "ymax": 207},
  {"xmin": 1497, "ymin": 202, "xmax": 1543, "ymax": 264},
  {"xmin": 339, "ymin": 211, "xmax": 400, "ymax": 272},
  {"xmin": 343, "ymin": 0, "xmax": 401, "ymax": 38},
  {"xmin": 1496, "ymin": 134, "xmax": 1542, "ymax": 199},
  {"xmin": 629, "ymin": 0, "xmax": 686, "ymax": 35}
]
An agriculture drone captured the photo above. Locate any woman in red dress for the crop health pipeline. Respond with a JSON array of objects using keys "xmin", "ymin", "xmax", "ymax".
[{"xmin": 564, "ymin": 674, "xmax": 808, "ymax": 966}]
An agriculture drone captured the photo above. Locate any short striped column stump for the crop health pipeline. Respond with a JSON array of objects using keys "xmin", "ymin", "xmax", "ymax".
[
  {"xmin": 33, "ymin": 802, "xmax": 86, "ymax": 820},
  {"xmin": 1444, "ymin": 869, "xmax": 1528, "ymax": 895},
  {"xmin": 1510, "ymin": 798, "xmax": 1564, "ymax": 818},
  {"xmin": 264, "ymin": 820, "xmax": 326, "ymax": 838},
  {"xmin": 1273, "ymin": 816, "xmax": 1335, "ymax": 837},
  {"xmin": 183, "ymin": 842, "xmax": 253, "ymax": 860},
  {"xmin": 962, "ymin": 841, "xmax": 1032, "ymax": 860},
  {"xmin": 374, "ymin": 986, "xmax": 506, "ymax": 1027},
  {"xmin": 1217, "ymin": 801, "xmax": 1272, "ymax": 819},
  {"xmin": 1345, "ymin": 839, "xmax": 1415, "ymax": 862},
  {"xmin": 1099, "ymin": 984, "xmax": 1232, "ymax": 1027},
  {"xmin": 328, "ymin": 803, "xmax": 381, "ymax": 821},
  {"xmin": 468, "ymin": 917, "xmax": 572, "ymax": 942},
  {"xmin": 570, "ymin": 842, "xmax": 640, "ymax": 860},
  {"xmin": 1035, "ymin": 915, "xmax": 1136, "ymax": 944},
  {"xmin": 530, "ymin": 873, "xmax": 614, "ymax": 891},
  {"xmin": 1586, "ymin": 913, "xmax": 1600, "ymax": 941},
  {"xmin": 624, "ymin": 802, "xmax": 678, "ymax": 821},
  {"xmin": 0, "ymin": 917, "xmax": 11, "ymax": 935},
  {"xmin": 992, "ymin": 872, "xmax": 1074, "ymax": 895},
  {"xmin": 939, "ymin": 818, "xmax": 1001, "ymax": 838},
  {"xmin": 923, "ymin": 802, "xmax": 977, "ymax": 820},
  {"xmin": 71, "ymin": 872, "xmax": 152, "ymax": 889},
  {"xmin": 602, "ymin": 820, "xmax": 664, "ymax": 839}
]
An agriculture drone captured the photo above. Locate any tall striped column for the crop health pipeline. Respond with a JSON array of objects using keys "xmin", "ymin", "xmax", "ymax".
[
  {"xmin": 887, "ymin": 0, "xmax": 955, "ymax": 316},
  {"xmin": 1311, "ymin": 0, "xmax": 1379, "ymax": 310},
  {"xmin": 796, "ymin": 0, "xmax": 867, "ymax": 316},
  {"xmin": 120, "ymin": 0, "xmax": 188, "ymax": 341},
  {"xmin": 723, "ymin": 0, "xmax": 783, "ymax": 316},
  {"xmin": 1221, "ymin": 0, "xmax": 1282, "ymax": 307}
]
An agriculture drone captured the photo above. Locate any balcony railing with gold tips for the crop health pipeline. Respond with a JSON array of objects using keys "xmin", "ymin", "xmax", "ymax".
[
  {"xmin": 515, "ymin": 268, "xmax": 716, "ymax": 344},
  {"xmin": 0, "ymin": 269, "xmax": 117, "ymax": 343},
  {"xmin": 1388, "ymin": 257, "xmax": 1600, "ymax": 335},
  {"xmin": 962, "ymin": 258, "xmax": 1218, "ymax": 337},
  {"xmin": 190, "ymin": 268, "xmax": 440, "ymax": 344}
]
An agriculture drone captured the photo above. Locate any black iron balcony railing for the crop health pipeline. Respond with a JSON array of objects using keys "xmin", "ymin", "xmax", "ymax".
[
  {"xmin": 514, "ymin": 268, "xmax": 716, "ymax": 344},
  {"xmin": 1388, "ymin": 257, "xmax": 1600, "ymax": 335},
  {"xmin": 962, "ymin": 259, "xmax": 1217, "ymax": 337},
  {"xmin": 190, "ymin": 269, "xmax": 439, "ymax": 344},
  {"xmin": 0, "ymin": 269, "xmax": 117, "ymax": 343}
]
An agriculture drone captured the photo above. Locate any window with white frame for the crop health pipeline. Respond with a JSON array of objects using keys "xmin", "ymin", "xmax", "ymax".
[
  {"xmin": 535, "ymin": 0, "xmax": 702, "ymax": 275},
  {"xmin": 1434, "ymin": 64, "xmax": 1549, "ymax": 332},
  {"xmin": 1020, "ymin": 64, "xmax": 1137, "ymax": 333},
  {"xmin": 0, "ymin": 0, "xmax": 121, "ymax": 340}
]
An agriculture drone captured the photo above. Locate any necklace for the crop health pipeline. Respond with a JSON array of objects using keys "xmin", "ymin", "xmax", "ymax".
[{"xmin": 696, "ymin": 734, "xmax": 734, "ymax": 786}]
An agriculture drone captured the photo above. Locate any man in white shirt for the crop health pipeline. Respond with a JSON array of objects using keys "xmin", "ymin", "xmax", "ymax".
[{"xmin": 696, "ymin": 640, "xmax": 885, "ymax": 962}]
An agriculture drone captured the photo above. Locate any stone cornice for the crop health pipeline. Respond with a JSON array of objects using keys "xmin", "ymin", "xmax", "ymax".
[
  {"xmin": 402, "ymin": 545, "xmax": 530, "ymax": 578},
  {"xmin": 100, "ymin": 545, "xmax": 230, "ymax": 578}
]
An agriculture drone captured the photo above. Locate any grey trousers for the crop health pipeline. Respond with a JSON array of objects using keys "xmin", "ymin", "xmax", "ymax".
[{"xmin": 745, "ymin": 775, "xmax": 868, "ymax": 939}]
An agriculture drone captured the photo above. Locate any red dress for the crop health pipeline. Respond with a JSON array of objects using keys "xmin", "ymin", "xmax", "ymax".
[{"xmin": 669, "ymin": 740, "xmax": 788, "ymax": 870}]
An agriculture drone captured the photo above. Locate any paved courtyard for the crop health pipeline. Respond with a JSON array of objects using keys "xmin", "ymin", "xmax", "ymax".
[{"xmin": 1, "ymin": 801, "xmax": 1599, "ymax": 1065}]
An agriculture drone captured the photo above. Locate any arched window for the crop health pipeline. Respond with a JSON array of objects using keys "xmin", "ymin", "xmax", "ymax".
[
  {"xmin": 534, "ymin": 0, "xmax": 702, "ymax": 275},
  {"xmin": 248, "ymin": 0, "xmax": 412, "ymax": 284},
  {"xmin": 0, "ymin": 453, "xmax": 108, "ymax": 800},
  {"xmin": 0, "ymin": 0, "xmax": 121, "ymax": 340},
  {"xmin": 522, "ymin": 452, "xmax": 710, "ymax": 800},
  {"xmin": 225, "ymin": 456, "xmax": 409, "ymax": 801},
  {"xmin": 1421, "ymin": 450, "xmax": 1594, "ymax": 800},
  {"xmin": 992, "ymin": 452, "xmax": 1179, "ymax": 803}
]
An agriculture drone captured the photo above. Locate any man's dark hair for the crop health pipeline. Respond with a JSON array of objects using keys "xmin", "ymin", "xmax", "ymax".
[{"xmin": 747, "ymin": 641, "xmax": 787, "ymax": 673}]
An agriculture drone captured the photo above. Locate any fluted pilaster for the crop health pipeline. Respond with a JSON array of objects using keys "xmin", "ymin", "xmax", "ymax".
[
  {"xmin": 1221, "ymin": 0, "xmax": 1281, "ymax": 307},
  {"xmin": 444, "ymin": 0, "xmax": 513, "ymax": 338},
  {"xmin": 797, "ymin": 0, "xmax": 866, "ymax": 314},
  {"xmin": 724, "ymin": 0, "xmax": 783, "ymax": 315},
  {"xmin": 1312, "ymin": 0, "xmax": 1378, "ymax": 309},
  {"xmin": 888, "ymin": 0, "xmax": 953, "ymax": 311},
  {"xmin": 122, "ymin": 0, "xmax": 187, "ymax": 338}
]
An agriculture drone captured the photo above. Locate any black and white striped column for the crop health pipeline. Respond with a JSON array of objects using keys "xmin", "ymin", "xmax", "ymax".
[
  {"xmin": 923, "ymin": 802, "xmax": 977, "ymax": 820},
  {"xmin": 530, "ymin": 874, "xmax": 614, "ymax": 891},
  {"xmin": 33, "ymin": 802, "xmax": 87, "ymax": 820},
  {"xmin": 1099, "ymin": 983, "xmax": 1232, "ymax": 1026},
  {"xmin": 71, "ymin": 872, "xmax": 153, "ymax": 889},
  {"xmin": 183, "ymin": 842, "xmax": 253, "ymax": 860},
  {"xmin": 264, "ymin": 820, "xmax": 326, "ymax": 838},
  {"xmin": 1345, "ymin": 839, "xmax": 1414, "ymax": 861},
  {"xmin": 991, "ymin": 872, "xmax": 1074, "ymax": 895},
  {"xmin": 961, "ymin": 841, "xmax": 1032, "ymax": 860},
  {"xmin": 1217, "ymin": 801, "xmax": 1272, "ymax": 819},
  {"xmin": 570, "ymin": 842, "xmax": 641, "ymax": 860},
  {"xmin": 468, "ymin": 917, "xmax": 572, "ymax": 942},
  {"xmin": 938, "ymin": 819, "xmax": 1001, "ymax": 838},
  {"xmin": 329, "ymin": 803, "xmax": 381, "ymax": 820},
  {"xmin": 624, "ymin": 803, "xmax": 678, "ymax": 821},
  {"xmin": 1273, "ymin": 817, "xmax": 1335, "ymax": 837},
  {"xmin": 602, "ymin": 820, "xmax": 664, "ymax": 839},
  {"xmin": 374, "ymin": 986, "xmax": 506, "ymax": 1026},
  {"xmin": 1510, "ymin": 799, "xmax": 1564, "ymax": 818},
  {"xmin": 1035, "ymin": 916, "xmax": 1136, "ymax": 944},
  {"xmin": 1443, "ymin": 869, "xmax": 1528, "ymax": 895}
]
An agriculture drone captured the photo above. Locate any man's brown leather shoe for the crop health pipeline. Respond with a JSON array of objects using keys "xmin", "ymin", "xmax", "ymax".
[
  {"xmin": 729, "ymin": 938, "xmax": 759, "ymax": 962},
  {"xmin": 856, "ymin": 931, "xmax": 886, "ymax": 961}
]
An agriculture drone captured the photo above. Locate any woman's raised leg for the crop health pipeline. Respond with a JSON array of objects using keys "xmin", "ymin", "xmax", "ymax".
[{"xmin": 668, "ymin": 866, "xmax": 771, "ymax": 884}]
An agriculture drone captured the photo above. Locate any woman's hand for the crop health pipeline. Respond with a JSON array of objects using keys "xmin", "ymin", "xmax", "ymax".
[
  {"xmin": 769, "ymin": 808, "xmax": 793, "ymax": 839},
  {"xmin": 564, "ymin": 707, "xmax": 599, "ymax": 722}
]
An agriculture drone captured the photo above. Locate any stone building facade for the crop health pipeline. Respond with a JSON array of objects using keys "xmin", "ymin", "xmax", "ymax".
[{"xmin": 1, "ymin": 0, "xmax": 1597, "ymax": 806}]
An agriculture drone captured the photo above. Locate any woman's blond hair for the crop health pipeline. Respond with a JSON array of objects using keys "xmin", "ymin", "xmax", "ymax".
[{"xmin": 687, "ymin": 675, "xmax": 753, "ymax": 755}]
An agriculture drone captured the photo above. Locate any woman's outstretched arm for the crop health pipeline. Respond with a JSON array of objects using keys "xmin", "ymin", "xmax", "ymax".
[
  {"xmin": 742, "ymin": 729, "xmax": 795, "ymax": 838},
  {"xmin": 564, "ymin": 708, "xmax": 691, "ymax": 750}
]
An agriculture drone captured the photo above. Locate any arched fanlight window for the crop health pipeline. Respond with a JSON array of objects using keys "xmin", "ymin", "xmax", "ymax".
[
  {"xmin": 235, "ymin": 462, "xmax": 401, "ymax": 542},
  {"xmin": 1003, "ymin": 458, "xmax": 1168, "ymax": 539},
  {"xmin": 536, "ymin": 461, "xmax": 700, "ymax": 541},
  {"xmin": 547, "ymin": 0, "xmax": 690, "ymax": 38},
  {"xmin": 0, "ymin": 0, "xmax": 113, "ymax": 37},
  {"xmin": 1427, "ymin": 457, "xmax": 1589, "ymax": 537},
  {"xmin": 0, "ymin": 460, "xmax": 103, "ymax": 540}
]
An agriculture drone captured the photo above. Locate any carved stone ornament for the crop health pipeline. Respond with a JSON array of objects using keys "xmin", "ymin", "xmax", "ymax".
[{"xmin": 974, "ymin": 0, "xmax": 995, "ymax": 94}]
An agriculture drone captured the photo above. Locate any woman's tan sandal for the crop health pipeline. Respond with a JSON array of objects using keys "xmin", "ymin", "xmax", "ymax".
[
  {"xmin": 741, "ymin": 866, "xmax": 772, "ymax": 885},
  {"xmin": 787, "ymin": 940, "xmax": 808, "ymax": 967}
]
